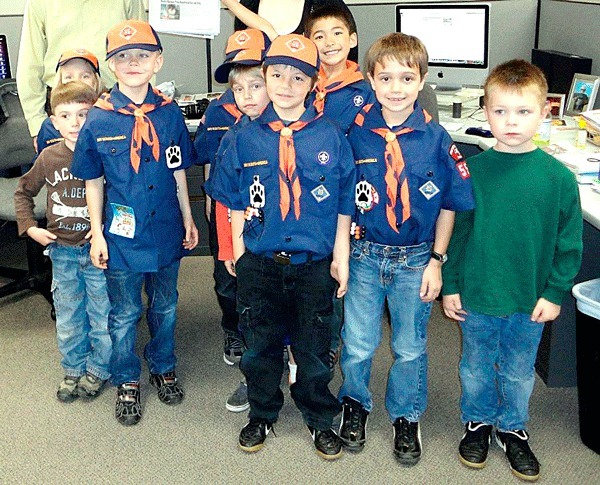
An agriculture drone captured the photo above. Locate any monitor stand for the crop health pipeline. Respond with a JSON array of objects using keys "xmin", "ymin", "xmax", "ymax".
[{"xmin": 432, "ymin": 84, "xmax": 463, "ymax": 94}]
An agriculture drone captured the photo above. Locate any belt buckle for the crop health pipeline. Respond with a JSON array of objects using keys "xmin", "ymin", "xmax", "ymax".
[{"xmin": 273, "ymin": 251, "xmax": 291, "ymax": 265}]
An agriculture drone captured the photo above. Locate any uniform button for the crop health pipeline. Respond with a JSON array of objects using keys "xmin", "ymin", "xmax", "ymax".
[
  {"xmin": 319, "ymin": 175, "xmax": 325, "ymax": 181},
  {"xmin": 149, "ymin": 185, "xmax": 154, "ymax": 190},
  {"xmin": 150, "ymin": 210, "xmax": 156, "ymax": 216},
  {"xmin": 285, "ymin": 236, "xmax": 292, "ymax": 242},
  {"xmin": 286, "ymin": 177, "xmax": 290, "ymax": 183},
  {"xmin": 144, "ymin": 157, "xmax": 150, "ymax": 163},
  {"xmin": 110, "ymin": 148, "xmax": 116, "ymax": 154},
  {"xmin": 427, "ymin": 171, "xmax": 434, "ymax": 177}
]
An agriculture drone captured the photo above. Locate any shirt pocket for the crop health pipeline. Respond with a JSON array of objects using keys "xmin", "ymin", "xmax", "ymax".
[{"xmin": 97, "ymin": 140, "xmax": 132, "ymax": 185}]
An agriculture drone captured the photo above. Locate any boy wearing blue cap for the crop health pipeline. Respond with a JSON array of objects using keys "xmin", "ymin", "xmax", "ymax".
[
  {"xmin": 210, "ymin": 33, "xmax": 355, "ymax": 460},
  {"xmin": 71, "ymin": 19, "xmax": 198, "ymax": 426}
]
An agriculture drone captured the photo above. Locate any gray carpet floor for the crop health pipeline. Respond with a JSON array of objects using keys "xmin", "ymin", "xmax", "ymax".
[{"xmin": 0, "ymin": 254, "xmax": 598, "ymax": 484}]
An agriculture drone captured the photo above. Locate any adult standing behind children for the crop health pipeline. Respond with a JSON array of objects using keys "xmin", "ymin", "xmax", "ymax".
[
  {"xmin": 16, "ymin": 0, "xmax": 146, "ymax": 147},
  {"xmin": 210, "ymin": 34, "xmax": 355, "ymax": 460},
  {"xmin": 442, "ymin": 60, "xmax": 583, "ymax": 482},
  {"xmin": 14, "ymin": 81, "xmax": 112, "ymax": 404},
  {"xmin": 337, "ymin": 33, "xmax": 475, "ymax": 465},
  {"xmin": 71, "ymin": 20, "xmax": 198, "ymax": 426}
]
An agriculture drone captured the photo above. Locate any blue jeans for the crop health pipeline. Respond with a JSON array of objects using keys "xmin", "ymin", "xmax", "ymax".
[
  {"xmin": 105, "ymin": 260, "xmax": 181, "ymax": 386},
  {"xmin": 48, "ymin": 243, "xmax": 111, "ymax": 380},
  {"xmin": 459, "ymin": 309, "xmax": 544, "ymax": 431},
  {"xmin": 339, "ymin": 240, "xmax": 432, "ymax": 422},
  {"xmin": 236, "ymin": 251, "xmax": 340, "ymax": 430}
]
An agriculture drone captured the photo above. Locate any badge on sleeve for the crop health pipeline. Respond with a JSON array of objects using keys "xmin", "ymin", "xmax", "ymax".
[
  {"xmin": 249, "ymin": 175, "xmax": 265, "ymax": 208},
  {"xmin": 166, "ymin": 145, "xmax": 182, "ymax": 168},
  {"xmin": 355, "ymin": 180, "xmax": 378, "ymax": 212}
]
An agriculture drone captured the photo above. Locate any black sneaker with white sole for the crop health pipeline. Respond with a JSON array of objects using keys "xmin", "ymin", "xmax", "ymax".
[
  {"xmin": 223, "ymin": 331, "xmax": 245, "ymax": 366},
  {"xmin": 308, "ymin": 426, "xmax": 343, "ymax": 460},
  {"xmin": 339, "ymin": 396, "xmax": 369, "ymax": 452},
  {"xmin": 459, "ymin": 421, "xmax": 493, "ymax": 468},
  {"xmin": 226, "ymin": 380, "xmax": 249, "ymax": 412},
  {"xmin": 496, "ymin": 429, "xmax": 540, "ymax": 482},
  {"xmin": 393, "ymin": 417, "xmax": 421, "ymax": 466},
  {"xmin": 239, "ymin": 418, "xmax": 273, "ymax": 452}
]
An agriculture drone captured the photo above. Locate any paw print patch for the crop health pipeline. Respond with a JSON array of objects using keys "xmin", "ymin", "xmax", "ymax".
[
  {"xmin": 355, "ymin": 180, "xmax": 378, "ymax": 212},
  {"xmin": 166, "ymin": 145, "xmax": 182, "ymax": 168},
  {"xmin": 249, "ymin": 175, "xmax": 265, "ymax": 208}
]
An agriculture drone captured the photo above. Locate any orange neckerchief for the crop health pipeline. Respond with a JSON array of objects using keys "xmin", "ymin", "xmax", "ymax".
[
  {"xmin": 221, "ymin": 102, "xmax": 244, "ymax": 123},
  {"xmin": 267, "ymin": 120, "xmax": 309, "ymax": 220},
  {"xmin": 313, "ymin": 61, "xmax": 365, "ymax": 113},
  {"xmin": 95, "ymin": 89, "xmax": 171, "ymax": 173},
  {"xmin": 370, "ymin": 127, "xmax": 413, "ymax": 232}
]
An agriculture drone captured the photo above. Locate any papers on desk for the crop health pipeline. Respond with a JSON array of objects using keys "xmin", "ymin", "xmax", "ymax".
[
  {"xmin": 554, "ymin": 151, "xmax": 600, "ymax": 184},
  {"xmin": 440, "ymin": 120, "xmax": 464, "ymax": 132}
]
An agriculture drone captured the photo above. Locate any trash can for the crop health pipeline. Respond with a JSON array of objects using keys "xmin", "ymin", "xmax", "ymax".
[{"xmin": 572, "ymin": 279, "xmax": 600, "ymax": 455}]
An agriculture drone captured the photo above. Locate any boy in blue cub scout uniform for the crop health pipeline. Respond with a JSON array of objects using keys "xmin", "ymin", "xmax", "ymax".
[
  {"xmin": 337, "ymin": 33, "xmax": 475, "ymax": 465},
  {"xmin": 210, "ymin": 34, "xmax": 355, "ymax": 460},
  {"xmin": 194, "ymin": 28, "xmax": 270, "ymax": 370},
  {"xmin": 71, "ymin": 20, "xmax": 198, "ymax": 426}
]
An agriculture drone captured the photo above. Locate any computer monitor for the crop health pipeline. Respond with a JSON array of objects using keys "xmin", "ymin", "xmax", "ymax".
[
  {"xmin": 396, "ymin": 3, "xmax": 490, "ymax": 92},
  {"xmin": 0, "ymin": 35, "xmax": 12, "ymax": 80}
]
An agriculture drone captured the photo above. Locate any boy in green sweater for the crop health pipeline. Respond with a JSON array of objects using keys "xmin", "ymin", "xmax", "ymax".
[{"xmin": 442, "ymin": 59, "xmax": 583, "ymax": 482}]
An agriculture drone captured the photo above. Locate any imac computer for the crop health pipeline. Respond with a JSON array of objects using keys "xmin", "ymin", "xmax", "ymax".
[{"xmin": 396, "ymin": 3, "xmax": 490, "ymax": 93}]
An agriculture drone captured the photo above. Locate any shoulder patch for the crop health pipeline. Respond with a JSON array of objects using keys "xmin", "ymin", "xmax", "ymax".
[{"xmin": 449, "ymin": 143, "xmax": 464, "ymax": 162}]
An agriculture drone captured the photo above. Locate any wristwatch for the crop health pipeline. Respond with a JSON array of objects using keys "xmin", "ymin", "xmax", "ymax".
[{"xmin": 431, "ymin": 250, "xmax": 448, "ymax": 264}]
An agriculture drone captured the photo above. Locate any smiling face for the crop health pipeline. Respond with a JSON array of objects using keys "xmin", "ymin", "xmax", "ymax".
[
  {"xmin": 484, "ymin": 84, "xmax": 549, "ymax": 153},
  {"xmin": 50, "ymin": 102, "xmax": 91, "ymax": 150},
  {"xmin": 231, "ymin": 69, "xmax": 270, "ymax": 120},
  {"xmin": 368, "ymin": 56, "xmax": 425, "ymax": 126},
  {"xmin": 308, "ymin": 16, "xmax": 357, "ymax": 77},
  {"xmin": 265, "ymin": 64, "xmax": 313, "ymax": 121},
  {"xmin": 108, "ymin": 48, "xmax": 163, "ymax": 102}
]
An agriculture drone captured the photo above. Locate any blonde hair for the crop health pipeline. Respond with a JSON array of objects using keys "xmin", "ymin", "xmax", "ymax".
[
  {"xmin": 50, "ymin": 81, "xmax": 99, "ymax": 114},
  {"xmin": 364, "ymin": 33, "xmax": 428, "ymax": 79},
  {"xmin": 56, "ymin": 61, "xmax": 105, "ymax": 97},
  {"xmin": 229, "ymin": 64, "xmax": 264, "ymax": 86},
  {"xmin": 484, "ymin": 59, "xmax": 548, "ymax": 107}
]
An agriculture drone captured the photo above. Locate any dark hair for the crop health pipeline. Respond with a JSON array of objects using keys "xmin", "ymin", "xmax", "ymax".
[
  {"xmin": 305, "ymin": 4, "xmax": 357, "ymax": 37},
  {"xmin": 364, "ymin": 33, "xmax": 428, "ymax": 79}
]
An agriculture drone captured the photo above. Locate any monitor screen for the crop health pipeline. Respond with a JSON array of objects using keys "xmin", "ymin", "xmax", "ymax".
[
  {"xmin": 396, "ymin": 3, "xmax": 490, "ymax": 92},
  {"xmin": 0, "ymin": 35, "xmax": 12, "ymax": 80}
]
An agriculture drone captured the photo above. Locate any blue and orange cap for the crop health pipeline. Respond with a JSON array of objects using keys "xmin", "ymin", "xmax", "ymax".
[
  {"xmin": 56, "ymin": 49, "xmax": 100, "ymax": 73},
  {"xmin": 263, "ymin": 34, "xmax": 320, "ymax": 78},
  {"xmin": 105, "ymin": 20, "xmax": 162, "ymax": 60},
  {"xmin": 214, "ymin": 29, "xmax": 271, "ymax": 84}
]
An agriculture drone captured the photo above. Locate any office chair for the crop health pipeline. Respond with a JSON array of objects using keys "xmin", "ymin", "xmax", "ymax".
[
  {"xmin": 0, "ymin": 80, "xmax": 53, "ymax": 308},
  {"xmin": 418, "ymin": 83, "xmax": 439, "ymax": 123}
]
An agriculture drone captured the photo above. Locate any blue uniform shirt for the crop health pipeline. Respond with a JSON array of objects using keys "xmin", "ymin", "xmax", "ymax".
[
  {"xmin": 210, "ymin": 103, "xmax": 355, "ymax": 261},
  {"xmin": 36, "ymin": 117, "xmax": 63, "ymax": 156},
  {"xmin": 308, "ymin": 78, "xmax": 375, "ymax": 135},
  {"xmin": 348, "ymin": 101, "xmax": 475, "ymax": 246},
  {"xmin": 71, "ymin": 84, "xmax": 195, "ymax": 272}
]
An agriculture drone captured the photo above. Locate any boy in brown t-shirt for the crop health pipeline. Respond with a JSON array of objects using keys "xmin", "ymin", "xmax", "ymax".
[{"xmin": 14, "ymin": 81, "xmax": 112, "ymax": 404}]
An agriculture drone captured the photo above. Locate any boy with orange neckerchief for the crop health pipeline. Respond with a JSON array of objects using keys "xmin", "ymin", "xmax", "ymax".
[
  {"xmin": 71, "ymin": 20, "xmax": 198, "ymax": 426},
  {"xmin": 210, "ymin": 34, "xmax": 355, "ymax": 460}
]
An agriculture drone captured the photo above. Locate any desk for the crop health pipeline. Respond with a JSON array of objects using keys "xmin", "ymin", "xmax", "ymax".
[{"xmin": 440, "ymin": 101, "xmax": 600, "ymax": 387}]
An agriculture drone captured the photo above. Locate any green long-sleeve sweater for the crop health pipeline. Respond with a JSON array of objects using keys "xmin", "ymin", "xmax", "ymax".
[{"xmin": 442, "ymin": 148, "xmax": 583, "ymax": 316}]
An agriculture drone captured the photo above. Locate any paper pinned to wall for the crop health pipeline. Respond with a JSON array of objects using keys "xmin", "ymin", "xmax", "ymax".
[{"xmin": 148, "ymin": 0, "xmax": 220, "ymax": 39}]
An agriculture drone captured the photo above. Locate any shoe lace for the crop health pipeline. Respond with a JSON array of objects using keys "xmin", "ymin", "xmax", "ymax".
[
  {"xmin": 225, "ymin": 334, "xmax": 245, "ymax": 353},
  {"xmin": 395, "ymin": 418, "xmax": 415, "ymax": 445},
  {"xmin": 347, "ymin": 403, "xmax": 364, "ymax": 433}
]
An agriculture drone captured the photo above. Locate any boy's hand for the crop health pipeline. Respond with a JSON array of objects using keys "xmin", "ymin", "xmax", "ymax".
[
  {"xmin": 530, "ymin": 298, "xmax": 561, "ymax": 323},
  {"xmin": 224, "ymin": 259, "xmax": 236, "ymax": 277},
  {"xmin": 90, "ymin": 233, "xmax": 109, "ymax": 269},
  {"xmin": 26, "ymin": 227, "xmax": 56, "ymax": 246},
  {"xmin": 443, "ymin": 294, "xmax": 467, "ymax": 321},
  {"xmin": 182, "ymin": 219, "xmax": 199, "ymax": 250},
  {"xmin": 420, "ymin": 260, "xmax": 442, "ymax": 302},
  {"xmin": 331, "ymin": 258, "xmax": 349, "ymax": 298}
]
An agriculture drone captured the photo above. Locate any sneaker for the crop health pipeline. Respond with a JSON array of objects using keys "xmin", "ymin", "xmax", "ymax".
[
  {"xmin": 393, "ymin": 417, "xmax": 422, "ymax": 466},
  {"xmin": 496, "ymin": 430, "xmax": 540, "ymax": 482},
  {"xmin": 149, "ymin": 371, "xmax": 184, "ymax": 405},
  {"xmin": 115, "ymin": 382, "xmax": 142, "ymax": 426},
  {"xmin": 239, "ymin": 418, "xmax": 273, "ymax": 452},
  {"xmin": 459, "ymin": 421, "xmax": 493, "ymax": 469},
  {"xmin": 308, "ymin": 426, "xmax": 343, "ymax": 460},
  {"xmin": 76, "ymin": 373, "xmax": 107, "ymax": 400},
  {"xmin": 223, "ymin": 331, "xmax": 244, "ymax": 366},
  {"xmin": 57, "ymin": 376, "xmax": 80, "ymax": 403},
  {"xmin": 226, "ymin": 381, "xmax": 250, "ymax": 412},
  {"xmin": 339, "ymin": 397, "xmax": 369, "ymax": 452},
  {"xmin": 288, "ymin": 362, "xmax": 298, "ymax": 386}
]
